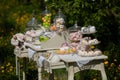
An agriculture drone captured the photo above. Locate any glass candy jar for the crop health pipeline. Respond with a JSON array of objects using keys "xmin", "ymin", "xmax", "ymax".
[
  {"xmin": 26, "ymin": 11, "xmax": 39, "ymax": 31},
  {"xmin": 41, "ymin": 7, "xmax": 51, "ymax": 29},
  {"xmin": 68, "ymin": 21, "xmax": 81, "ymax": 32},
  {"xmin": 68, "ymin": 21, "xmax": 82, "ymax": 42},
  {"xmin": 52, "ymin": 9, "xmax": 66, "ymax": 32},
  {"xmin": 25, "ymin": 11, "xmax": 40, "ymax": 42},
  {"xmin": 68, "ymin": 21, "xmax": 82, "ymax": 49}
]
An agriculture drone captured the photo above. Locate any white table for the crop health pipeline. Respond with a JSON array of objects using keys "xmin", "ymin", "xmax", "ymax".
[
  {"xmin": 14, "ymin": 47, "xmax": 108, "ymax": 80},
  {"xmin": 37, "ymin": 54, "xmax": 108, "ymax": 80},
  {"xmin": 62, "ymin": 54, "xmax": 108, "ymax": 80}
]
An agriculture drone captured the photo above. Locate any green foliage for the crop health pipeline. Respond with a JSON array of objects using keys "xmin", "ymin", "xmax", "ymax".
[
  {"xmin": 74, "ymin": 70, "xmax": 102, "ymax": 80},
  {"xmin": 0, "ymin": 0, "xmax": 120, "ymax": 79},
  {"xmin": 0, "ymin": 62, "xmax": 18, "ymax": 80}
]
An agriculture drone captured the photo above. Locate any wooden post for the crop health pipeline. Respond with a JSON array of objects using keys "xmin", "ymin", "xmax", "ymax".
[
  {"xmin": 68, "ymin": 65, "xmax": 74, "ymax": 80},
  {"xmin": 16, "ymin": 56, "xmax": 21, "ymax": 80},
  {"xmin": 18, "ymin": 61, "xmax": 21, "ymax": 80},
  {"xmin": 100, "ymin": 63, "xmax": 107, "ymax": 80},
  {"xmin": 38, "ymin": 67, "xmax": 42, "ymax": 80},
  {"xmin": 23, "ymin": 58, "xmax": 27, "ymax": 80},
  {"xmin": 15, "ymin": 56, "xmax": 18, "ymax": 75}
]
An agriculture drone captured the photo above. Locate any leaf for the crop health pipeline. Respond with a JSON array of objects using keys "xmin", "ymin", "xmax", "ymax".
[{"xmin": 105, "ymin": 0, "xmax": 109, "ymax": 4}]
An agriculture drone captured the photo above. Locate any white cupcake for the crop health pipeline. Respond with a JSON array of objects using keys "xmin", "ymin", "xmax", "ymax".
[
  {"xmin": 88, "ymin": 51, "xmax": 94, "ymax": 56},
  {"xmin": 94, "ymin": 49, "xmax": 102, "ymax": 56}
]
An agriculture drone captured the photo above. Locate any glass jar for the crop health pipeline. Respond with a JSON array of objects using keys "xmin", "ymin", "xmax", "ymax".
[
  {"xmin": 68, "ymin": 21, "xmax": 82, "ymax": 42},
  {"xmin": 26, "ymin": 11, "xmax": 39, "ymax": 31},
  {"xmin": 53, "ymin": 9, "xmax": 66, "ymax": 32},
  {"xmin": 68, "ymin": 21, "xmax": 81, "ymax": 32},
  {"xmin": 41, "ymin": 6, "xmax": 51, "ymax": 29}
]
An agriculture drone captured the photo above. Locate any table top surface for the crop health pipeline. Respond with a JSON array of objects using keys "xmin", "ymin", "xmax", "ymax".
[
  {"xmin": 58, "ymin": 54, "xmax": 108, "ymax": 63},
  {"xmin": 14, "ymin": 48, "xmax": 108, "ymax": 64}
]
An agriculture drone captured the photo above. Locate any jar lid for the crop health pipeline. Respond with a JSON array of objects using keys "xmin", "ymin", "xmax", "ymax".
[
  {"xmin": 68, "ymin": 21, "xmax": 81, "ymax": 32},
  {"xmin": 54, "ymin": 9, "xmax": 65, "ymax": 22},
  {"xmin": 26, "ymin": 11, "xmax": 39, "ymax": 30},
  {"xmin": 55, "ymin": 9, "xmax": 65, "ymax": 18},
  {"xmin": 42, "ymin": 6, "xmax": 51, "ymax": 16}
]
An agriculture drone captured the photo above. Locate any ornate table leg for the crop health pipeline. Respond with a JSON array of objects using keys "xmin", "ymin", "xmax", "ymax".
[
  {"xmin": 92, "ymin": 62, "xmax": 107, "ymax": 80},
  {"xmin": 68, "ymin": 65, "xmax": 74, "ymax": 80},
  {"xmin": 16, "ymin": 56, "xmax": 21, "ymax": 80},
  {"xmin": 23, "ymin": 58, "xmax": 27, "ymax": 80},
  {"xmin": 15, "ymin": 56, "xmax": 18, "ymax": 75},
  {"xmin": 38, "ymin": 67, "xmax": 42, "ymax": 80},
  {"xmin": 99, "ymin": 63, "xmax": 107, "ymax": 80}
]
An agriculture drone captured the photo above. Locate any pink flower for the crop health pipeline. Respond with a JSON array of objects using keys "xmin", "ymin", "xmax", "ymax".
[
  {"xmin": 15, "ymin": 33, "xmax": 25, "ymax": 42},
  {"xmin": 25, "ymin": 30, "xmax": 36, "ymax": 37}
]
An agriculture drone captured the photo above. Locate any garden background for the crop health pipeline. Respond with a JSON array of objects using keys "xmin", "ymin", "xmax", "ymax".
[{"xmin": 0, "ymin": 0, "xmax": 120, "ymax": 80}]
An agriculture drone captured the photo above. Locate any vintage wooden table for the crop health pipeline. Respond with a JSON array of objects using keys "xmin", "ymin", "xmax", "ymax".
[
  {"xmin": 13, "ymin": 31, "xmax": 108, "ymax": 80},
  {"xmin": 37, "ymin": 54, "xmax": 108, "ymax": 80},
  {"xmin": 14, "ymin": 47, "xmax": 108, "ymax": 80},
  {"xmin": 60, "ymin": 54, "xmax": 108, "ymax": 80}
]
